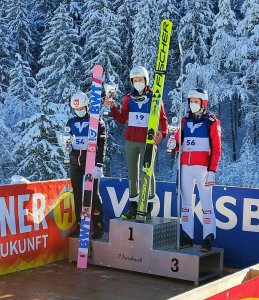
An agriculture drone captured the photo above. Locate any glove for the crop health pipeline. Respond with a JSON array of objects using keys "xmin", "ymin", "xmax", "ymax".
[
  {"xmin": 205, "ymin": 171, "xmax": 215, "ymax": 186},
  {"xmin": 94, "ymin": 165, "xmax": 103, "ymax": 179}
]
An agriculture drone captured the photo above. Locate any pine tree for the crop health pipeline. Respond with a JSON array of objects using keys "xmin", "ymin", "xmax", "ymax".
[
  {"xmin": 37, "ymin": 3, "xmax": 84, "ymax": 119},
  {"xmin": 81, "ymin": 0, "xmax": 122, "ymax": 89},
  {"xmin": 131, "ymin": 0, "xmax": 160, "ymax": 84},
  {"xmin": 3, "ymin": 53, "xmax": 40, "ymax": 179},
  {"xmin": 0, "ymin": 6, "xmax": 12, "ymax": 96},
  {"xmin": 218, "ymin": 135, "xmax": 259, "ymax": 188},
  {"xmin": 12, "ymin": 90, "xmax": 68, "ymax": 181},
  {"xmin": 0, "ymin": 103, "xmax": 15, "ymax": 183},
  {"xmin": 5, "ymin": 0, "xmax": 36, "ymax": 67},
  {"xmin": 210, "ymin": 0, "xmax": 241, "ymax": 161},
  {"xmin": 178, "ymin": 0, "xmax": 215, "ymax": 90},
  {"xmin": 5, "ymin": 54, "xmax": 38, "ymax": 128},
  {"xmin": 238, "ymin": 0, "xmax": 259, "ymax": 144},
  {"xmin": 114, "ymin": 0, "xmax": 133, "ymax": 94},
  {"xmin": 29, "ymin": 0, "xmax": 60, "ymax": 35}
]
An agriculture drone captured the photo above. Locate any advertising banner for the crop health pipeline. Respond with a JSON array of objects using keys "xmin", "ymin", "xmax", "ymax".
[
  {"xmin": 0, "ymin": 177, "xmax": 258, "ymax": 275},
  {"xmin": 100, "ymin": 178, "xmax": 259, "ymax": 268},
  {"xmin": 0, "ymin": 180, "xmax": 74, "ymax": 275}
]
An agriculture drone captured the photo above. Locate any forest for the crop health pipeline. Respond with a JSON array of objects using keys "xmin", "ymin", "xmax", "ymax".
[{"xmin": 0, "ymin": 0, "xmax": 258, "ymax": 188}]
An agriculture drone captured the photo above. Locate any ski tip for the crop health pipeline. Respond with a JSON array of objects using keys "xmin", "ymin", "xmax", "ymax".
[
  {"xmin": 93, "ymin": 65, "xmax": 103, "ymax": 72},
  {"xmin": 162, "ymin": 19, "xmax": 173, "ymax": 25}
]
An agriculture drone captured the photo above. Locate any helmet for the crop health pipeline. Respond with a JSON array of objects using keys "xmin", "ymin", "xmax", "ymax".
[
  {"xmin": 130, "ymin": 66, "xmax": 149, "ymax": 85},
  {"xmin": 70, "ymin": 92, "xmax": 89, "ymax": 109},
  {"xmin": 188, "ymin": 88, "xmax": 208, "ymax": 108}
]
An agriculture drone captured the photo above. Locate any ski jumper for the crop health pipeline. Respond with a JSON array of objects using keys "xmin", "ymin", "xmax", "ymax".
[
  {"xmin": 67, "ymin": 114, "xmax": 106, "ymax": 225},
  {"xmin": 111, "ymin": 87, "xmax": 168, "ymax": 198},
  {"xmin": 176, "ymin": 112, "xmax": 221, "ymax": 239}
]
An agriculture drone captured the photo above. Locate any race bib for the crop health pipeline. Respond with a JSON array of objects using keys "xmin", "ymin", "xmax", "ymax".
[
  {"xmin": 128, "ymin": 112, "xmax": 149, "ymax": 127},
  {"xmin": 72, "ymin": 136, "xmax": 88, "ymax": 150},
  {"xmin": 183, "ymin": 137, "xmax": 210, "ymax": 152}
]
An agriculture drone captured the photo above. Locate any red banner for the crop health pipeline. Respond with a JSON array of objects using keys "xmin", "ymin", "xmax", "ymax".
[
  {"xmin": 0, "ymin": 180, "xmax": 75, "ymax": 275},
  {"xmin": 206, "ymin": 277, "xmax": 259, "ymax": 300}
]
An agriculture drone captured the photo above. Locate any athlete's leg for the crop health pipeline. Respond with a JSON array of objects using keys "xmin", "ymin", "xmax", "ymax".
[
  {"xmin": 181, "ymin": 165, "xmax": 196, "ymax": 239},
  {"xmin": 125, "ymin": 140, "xmax": 141, "ymax": 197},
  {"xmin": 195, "ymin": 166, "xmax": 216, "ymax": 239}
]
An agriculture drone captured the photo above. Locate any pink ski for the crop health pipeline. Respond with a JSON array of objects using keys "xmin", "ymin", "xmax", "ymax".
[{"xmin": 77, "ymin": 65, "xmax": 103, "ymax": 268}]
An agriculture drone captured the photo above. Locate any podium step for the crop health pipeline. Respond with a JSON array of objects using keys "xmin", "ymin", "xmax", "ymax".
[{"xmin": 69, "ymin": 217, "xmax": 223, "ymax": 284}]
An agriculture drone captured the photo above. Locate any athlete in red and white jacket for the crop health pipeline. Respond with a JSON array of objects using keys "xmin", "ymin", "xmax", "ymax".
[
  {"xmin": 111, "ymin": 86, "xmax": 168, "ymax": 143},
  {"xmin": 109, "ymin": 66, "xmax": 168, "ymax": 220},
  {"xmin": 173, "ymin": 88, "xmax": 222, "ymax": 252}
]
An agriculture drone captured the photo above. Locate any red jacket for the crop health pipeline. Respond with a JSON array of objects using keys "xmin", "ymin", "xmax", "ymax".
[
  {"xmin": 111, "ymin": 89, "xmax": 168, "ymax": 143},
  {"xmin": 175, "ymin": 113, "xmax": 221, "ymax": 172}
]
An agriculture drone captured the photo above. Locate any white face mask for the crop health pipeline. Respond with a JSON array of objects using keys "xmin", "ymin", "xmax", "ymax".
[
  {"xmin": 75, "ymin": 108, "xmax": 86, "ymax": 118},
  {"xmin": 190, "ymin": 103, "xmax": 201, "ymax": 113},
  {"xmin": 133, "ymin": 82, "xmax": 145, "ymax": 93}
]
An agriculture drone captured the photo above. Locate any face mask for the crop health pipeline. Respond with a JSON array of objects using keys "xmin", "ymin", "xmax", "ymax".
[
  {"xmin": 190, "ymin": 103, "xmax": 201, "ymax": 113},
  {"xmin": 75, "ymin": 108, "xmax": 86, "ymax": 118},
  {"xmin": 133, "ymin": 82, "xmax": 145, "ymax": 93}
]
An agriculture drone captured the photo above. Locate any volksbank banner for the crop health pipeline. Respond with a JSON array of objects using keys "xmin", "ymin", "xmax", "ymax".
[
  {"xmin": 0, "ymin": 178, "xmax": 258, "ymax": 275},
  {"xmin": 100, "ymin": 178, "xmax": 259, "ymax": 269}
]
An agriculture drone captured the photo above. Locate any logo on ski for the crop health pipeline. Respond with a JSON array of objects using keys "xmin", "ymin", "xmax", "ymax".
[{"xmin": 87, "ymin": 143, "xmax": 96, "ymax": 152}]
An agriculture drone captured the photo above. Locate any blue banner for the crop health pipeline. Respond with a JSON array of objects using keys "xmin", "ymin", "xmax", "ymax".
[{"xmin": 99, "ymin": 177, "xmax": 259, "ymax": 269}]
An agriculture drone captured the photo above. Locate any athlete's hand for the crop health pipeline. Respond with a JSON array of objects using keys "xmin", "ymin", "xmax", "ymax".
[
  {"xmin": 94, "ymin": 165, "xmax": 103, "ymax": 179},
  {"xmin": 205, "ymin": 171, "xmax": 215, "ymax": 186},
  {"xmin": 154, "ymin": 131, "xmax": 163, "ymax": 145},
  {"xmin": 104, "ymin": 97, "xmax": 115, "ymax": 108}
]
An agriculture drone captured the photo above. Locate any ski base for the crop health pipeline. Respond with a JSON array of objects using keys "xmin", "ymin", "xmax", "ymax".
[{"xmin": 77, "ymin": 212, "xmax": 91, "ymax": 268}]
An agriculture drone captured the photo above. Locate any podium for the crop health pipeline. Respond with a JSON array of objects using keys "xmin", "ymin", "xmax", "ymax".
[{"xmin": 69, "ymin": 217, "xmax": 223, "ymax": 284}]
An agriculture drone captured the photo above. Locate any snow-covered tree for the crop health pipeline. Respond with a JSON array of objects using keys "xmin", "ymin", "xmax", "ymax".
[
  {"xmin": 5, "ymin": 0, "xmax": 36, "ymax": 67},
  {"xmin": 114, "ymin": 0, "xmax": 133, "ymax": 93},
  {"xmin": 218, "ymin": 135, "xmax": 259, "ymax": 188},
  {"xmin": 37, "ymin": 3, "xmax": 84, "ymax": 120},
  {"xmin": 178, "ymin": 0, "xmax": 215, "ymax": 90},
  {"xmin": 5, "ymin": 54, "xmax": 38, "ymax": 128},
  {"xmin": 12, "ymin": 94, "xmax": 68, "ymax": 181},
  {"xmin": 81, "ymin": 0, "xmax": 122, "ymax": 89},
  {"xmin": 28, "ymin": 0, "xmax": 61, "ymax": 40},
  {"xmin": 209, "ymin": 0, "xmax": 243, "ymax": 161},
  {"xmin": 237, "ymin": 0, "xmax": 259, "ymax": 144},
  {"xmin": 69, "ymin": 0, "xmax": 84, "ymax": 32},
  {"xmin": 0, "ymin": 5, "xmax": 12, "ymax": 96},
  {"xmin": 131, "ymin": 0, "xmax": 160, "ymax": 84},
  {"xmin": 0, "ymin": 103, "xmax": 15, "ymax": 184}
]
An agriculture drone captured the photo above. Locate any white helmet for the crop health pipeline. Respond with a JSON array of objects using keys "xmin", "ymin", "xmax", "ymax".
[
  {"xmin": 188, "ymin": 88, "xmax": 208, "ymax": 108},
  {"xmin": 70, "ymin": 92, "xmax": 89, "ymax": 109},
  {"xmin": 130, "ymin": 66, "xmax": 149, "ymax": 85}
]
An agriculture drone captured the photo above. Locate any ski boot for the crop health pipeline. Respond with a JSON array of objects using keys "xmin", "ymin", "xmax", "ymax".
[
  {"xmin": 121, "ymin": 195, "xmax": 139, "ymax": 220},
  {"xmin": 92, "ymin": 221, "xmax": 104, "ymax": 240},
  {"xmin": 145, "ymin": 202, "xmax": 153, "ymax": 221},
  {"xmin": 145, "ymin": 194, "xmax": 158, "ymax": 221},
  {"xmin": 70, "ymin": 222, "xmax": 80, "ymax": 238},
  {"xmin": 200, "ymin": 233, "xmax": 214, "ymax": 252},
  {"xmin": 180, "ymin": 231, "xmax": 193, "ymax": 249}
]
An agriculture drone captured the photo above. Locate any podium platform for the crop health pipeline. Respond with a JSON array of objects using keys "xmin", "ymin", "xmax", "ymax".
[{"xmin": 69, "ymin": 217, "xmax": 223, "ymax": 284}]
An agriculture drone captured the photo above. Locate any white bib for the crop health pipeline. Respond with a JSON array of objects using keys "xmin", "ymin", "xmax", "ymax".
[
  {"xmin": 128, "ymin": 112, "xmax": 149, "ymax": 127},
  {"xmin": 182, "ymin": 137, "xmax": 210, "ymax": 152},
  {"xmin": 72, "ymin": 136, "xmax": 88, "ymax": 150}
]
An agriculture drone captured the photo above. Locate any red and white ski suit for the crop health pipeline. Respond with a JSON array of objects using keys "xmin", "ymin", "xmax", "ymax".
[{"xmin": 175, "ymin": 113, "xmax": 221, "ymax": 239}]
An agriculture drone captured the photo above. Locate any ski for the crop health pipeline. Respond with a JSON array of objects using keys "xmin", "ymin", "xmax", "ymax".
[
  {"xmin": 136, "ymin": 19, "xmax": 173, "ymax": 221},
  {"xmin": 77, "ymin": 65, "xmax": 103, "ymax": 268}
]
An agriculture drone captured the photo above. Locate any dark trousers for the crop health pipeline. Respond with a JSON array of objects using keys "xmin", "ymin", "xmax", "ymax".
[{"xmin": 70, "ymin": 163, "xmax": 103, "ymax": 225}]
